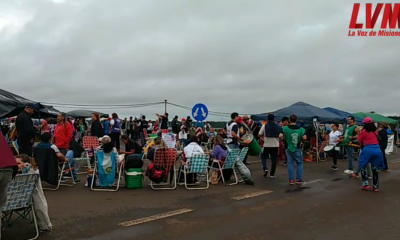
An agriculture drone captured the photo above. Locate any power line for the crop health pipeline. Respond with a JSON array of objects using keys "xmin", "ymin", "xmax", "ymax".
[
  {"xmin": 167, "ymin": 102, "xmax": 253, "ymax": 116},
  {"xmin": 41, "ymin": 101, "xmax": 164, "ymax": 107}
]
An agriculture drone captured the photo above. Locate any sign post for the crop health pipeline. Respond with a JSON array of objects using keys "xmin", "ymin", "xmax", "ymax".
[{"xmin": 192, "ymin": 103, "xmax": 208, "ymax": 122}]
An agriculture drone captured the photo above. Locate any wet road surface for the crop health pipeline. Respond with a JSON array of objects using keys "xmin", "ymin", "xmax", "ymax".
[{"xmin": 4, "ymin": 154, "xmax": 400, "ymax": 240}]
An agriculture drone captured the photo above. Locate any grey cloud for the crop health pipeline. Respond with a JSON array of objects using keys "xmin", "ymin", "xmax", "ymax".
[{"xmin": 0, "ymin": 0, "xmax": 399, "ymax": 120}]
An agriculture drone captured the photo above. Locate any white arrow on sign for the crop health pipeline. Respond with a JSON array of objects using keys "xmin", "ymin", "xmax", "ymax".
[
  {"xmin": 201, "ymin": 107, "xmax": 206, "ymax": 117},
  {"xmin": 193, "ymin": 107, "xmax": 199, "ymax": 117}
]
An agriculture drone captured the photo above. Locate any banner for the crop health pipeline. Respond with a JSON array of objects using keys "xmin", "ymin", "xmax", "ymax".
[
  {"xmin": 162, "ymin": 133, "xmax": 177, "ymax": 148},
  {"xmin": 385, "ymin": 135, "xmax": 394, "ymax": 154}
]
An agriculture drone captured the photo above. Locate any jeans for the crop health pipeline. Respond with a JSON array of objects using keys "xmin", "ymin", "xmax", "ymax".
[
  {"xmin": 381, "ymin": 147, "xmax": 388, "ymax": 169},
  {"xmin": 361, "ymin": 166, "xmax": 379, "ymax": 188},
  {"xmin": 0, "ymin": 168, "xmax": 13, "ymax": 239},
  {"xmin": 344, "ymin": 146, "xmax": 354, "ymax": 170},
  {"xmin": 140, "ymin": 132, "xmax": 145, "ymax": 147},
  {"xmin": 65, "ymin": 150, "xmax": 78, "ymax": 180},
  {"xmin": 261, "ymin": 147, "xmax": 278, "ymax": 176},
  {"xmin": 111, "ymin": 132, "xmax": 120, "ymax": 150},
  {"xmin": 235, "ymin": 160, "xmax": 252, "ymax": 181},
  {"xmin": 286, "ymin": 149, "xmax": 303, "ymax": 181}
]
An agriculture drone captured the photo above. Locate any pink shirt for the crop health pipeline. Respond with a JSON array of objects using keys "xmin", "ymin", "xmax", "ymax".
[{"xmin": 358, "ymin": 130, "xmax": 379, "ymax": 146}]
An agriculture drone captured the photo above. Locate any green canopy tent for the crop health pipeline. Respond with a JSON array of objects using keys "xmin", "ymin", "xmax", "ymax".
[{"xmin": 352, "ymin": 112, "xmax": 398, "ymax": 124}]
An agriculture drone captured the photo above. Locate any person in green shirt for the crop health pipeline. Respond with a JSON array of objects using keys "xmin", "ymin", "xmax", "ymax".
[
  {"xmin": 279, "ymin": 114, "xmax": 307, "ymax": 185},
  {"xmin": 340, "ymin": 116, "xmax": 360, "ymax": 175}
]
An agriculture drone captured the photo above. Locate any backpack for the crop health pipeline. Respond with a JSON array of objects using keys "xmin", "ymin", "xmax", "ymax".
[{"xmin": 145, "ymin": 163, "xmax": 167, "ymax": 183}]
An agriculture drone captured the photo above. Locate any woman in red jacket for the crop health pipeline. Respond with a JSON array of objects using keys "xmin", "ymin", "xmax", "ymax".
[{"xmin": 53, "ymin": 112, "xmax": 73, "ymax": 154}]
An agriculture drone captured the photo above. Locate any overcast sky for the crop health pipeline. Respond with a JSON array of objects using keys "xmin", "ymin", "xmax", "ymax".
[{"xmin": 0, "ymin": 0, "xmax": 398, "ymax": 121}]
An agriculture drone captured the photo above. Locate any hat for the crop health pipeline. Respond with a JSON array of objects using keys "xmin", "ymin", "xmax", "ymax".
[
  {"xmin": 181, "ymin": 118, "xmax": 186, "ymax": 121},
  {"xmin": 362, "ymin": 117, "xmax": 373, "ymax": 124},
  {"xmin": 107, "ymin": 117, "xmax": 111, "ymax": 121},
  {"xmin": 238, "ymin": 116, "xmax": 244, "ymax": 124},
  {"xmin": 99, "ymin": 135, "xmax": 111, "ymax": 144},
  {"xmin": 25, "ymin": 103, "xmax": 37, "ymax": 109},
  {"xmin": 174, "ymin": 115, "xmax": 178, "ymax": 119}
]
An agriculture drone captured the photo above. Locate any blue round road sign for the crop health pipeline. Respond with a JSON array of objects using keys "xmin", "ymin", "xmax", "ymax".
[{"xmin": 192, "ymin": 103, "xmax": 208, "ymax": 122}]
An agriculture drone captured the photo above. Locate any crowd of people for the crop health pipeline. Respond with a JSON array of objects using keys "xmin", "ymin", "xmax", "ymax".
[{"xmin": 0, "ymin": 104, "xmax": 394, "ymax": 237}]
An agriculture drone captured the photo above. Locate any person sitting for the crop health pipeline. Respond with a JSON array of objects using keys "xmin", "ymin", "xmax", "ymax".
[
  {"xmin": 97, "ymin": 135, "xmax": 119, "ymax": 185},
  {"xmin": 147, "ymin": 137, "xmax": 167, "ymax": 162},
  {"xmin": 183, "ymin": 136, "xmax": 204, "ymax": 164},
  {"xmin": 15, "ymin": 154, "xmax": 52, "ymax": 231},
  {"xmin": 211, "ymin": 135, "xmax": 228, "ymax": 161},
  {"xmin": 36, "ymin": 132, "xmax": 79, "ymax": 183},
  {"xmin": 208, "ymin": 128, "xmax": 217, "ymax": 140},
  {"xmin": 119, "ymin": 135, "xmax": 143, "ymax": 159}
]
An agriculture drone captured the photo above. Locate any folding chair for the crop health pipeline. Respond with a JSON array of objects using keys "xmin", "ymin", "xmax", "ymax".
[
  {"xmin": 12, "ymin": 141, "xmax": 19, "ymax": 155},
  {"xmin": 208, "ymin": 149, "xmax": 241, "ymax": 186},
  {"xmin": 150, "ymin": 148, "xmax": 178, "ymax": 190},
  {"xmin": 183, "ymin": 154, "xmax": 210, "ymax": 190},
  {"xmin": 74, "ymin": 136, "xmax": 99, "ymax": 173},
  {"xmin": 91, "ymin": 149, "xmax": 123, "ymax": 191},
  {"xmin": 34, "ymin": 147, "xmax": 76, "ymax": 191},
  {"xmin": 1, "ymin": 173, "xmax": 40, "ymax": 240}
]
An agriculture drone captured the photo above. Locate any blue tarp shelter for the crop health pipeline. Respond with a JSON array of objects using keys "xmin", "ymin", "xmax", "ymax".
[
  {"xmin": 323, "ymin": 107, "xmax": 363, "ymax": 125},
  {"xmin": 252, "ymin": 102, "xmax": 346, "ymax": 123}
]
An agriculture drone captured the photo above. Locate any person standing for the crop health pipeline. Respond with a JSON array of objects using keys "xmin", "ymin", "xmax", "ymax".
[
  {"xmin": 258, "ymin": 114, "xmax": 282, "ymax": 178},
  {"xmin": 357, "ymin": 117, "xmax": 384, "ymax": 192},
  {"xmin": 16, "ymin": 104, "xmax": 38, "ymax": 156},
  {"xmin": 378, "ymin": 122, "xmax": 389, "ymax": 171},
  {"xmin": 104, "ymin": 117, "xmax": 111, "ymax": 136},
  {"xmin": 53, "ymin": 112, "xmax": 74, "ymax": 154},
  {"xmin": 328, "ymin": 123, "xmax": 342, "ymax": 171},
  {"xmin": 280, "ymin": 117, "xmax": 289, "ymax": 165},
  {"xmin": 226, "ymin": 112, "xmax": 242, "ymax": 149},
  {"xmin": 0, "ymin": 131, "xmax": 18, "ymax": 239},
  {"xmin": 342, "ymin": 116, "xmax": 360, "ymax": 175},
  {"xmin": 110, "ymin": 113, "xmax": 122, "ymax": 151},
  {"xmin": 204, "ymin": 121, "xmax": 212, "ymax": 134},
  {"xmin": 90, "ymin": 112, "xmax": 104, "ymax": 138},
  {"xmin": 127, "ymin": 117, "xmax": 134, "ymax": 139},
  {"xmin": 171, "ymin": 115, "xmax": 180, "ymax": 135},
  {"xmin": 280, "ymin": 114, "xmax": 306, "ymax": 185},
  {"xmin": 156, "ymin": 112, "xmax": 169, "ymax": 134},
  {"xmin": 139, "ymin": 115, "xmax": 148, "ymax": 146}
]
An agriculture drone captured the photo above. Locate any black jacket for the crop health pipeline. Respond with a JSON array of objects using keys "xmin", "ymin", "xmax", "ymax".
[
  {"xmin": 378, "ymin": 129, "xmax": 388, "ymax": 149},
  {"xmin": 34, "ymin": 147, "xmax": 59, "ymax": 185},
  {"xmin": 16, "ymin": 111, "xmax": 36, "ymax": 143},
  {"xmin": 91, "ymin": 120, "xmax": 104, "ymax": 138}
]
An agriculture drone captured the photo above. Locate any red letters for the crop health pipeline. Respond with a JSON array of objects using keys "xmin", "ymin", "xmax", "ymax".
[
  {"xmin": 349, "ymin": 3, "xmax": 363, "ymax": 29},
  {"xmin": 349, "ymin": 3, "xmax": 400, "ymax": 29},
  {"xmin": 381, "ymin": 3, "xmax": 400, "ymax": 28}
]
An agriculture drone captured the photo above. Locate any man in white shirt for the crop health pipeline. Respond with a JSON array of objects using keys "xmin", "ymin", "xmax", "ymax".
[{"xmin": 258, "ymin": 114, "xmax": 282, "ymax": 178}]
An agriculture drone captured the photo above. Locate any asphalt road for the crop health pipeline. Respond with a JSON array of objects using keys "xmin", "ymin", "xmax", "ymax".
[{"xmin": 4, "ymin": 152, "xmax": 400, "ymax": 240}]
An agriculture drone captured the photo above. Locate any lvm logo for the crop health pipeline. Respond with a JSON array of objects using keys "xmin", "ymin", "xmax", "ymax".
[{"xmin": 348, "ymin": 3, "xmax": 400, "ymax": 36}]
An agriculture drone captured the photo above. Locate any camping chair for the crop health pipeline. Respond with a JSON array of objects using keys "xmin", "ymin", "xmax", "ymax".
[
  {"xmin": 208, "ymin": 149, "xmax": 241, "ymax": 186},
  {"xmin": 34, "ymin": 147, "xmax": 76, "ymax": 190},
  {"xmin": 1, "ymin": 173, "xmax": 40, "ymax": 240},
  {"xmin": 310, "ymin": 137, "xmax": 326, "ymax": 162},
  {"xmin": 150, "ymin": 148, "xmax": 178, "ymax": 190},
  {"xmin": 91, "ymin": 149, "xmax": 123, "ymax": 191},
  {"xmin": 182, "ymin": 154, "xmax": 210, "ymax": 190},
  {"xmin": 74, "ymin": 136, "xmax": 99, "ymax": 173}
]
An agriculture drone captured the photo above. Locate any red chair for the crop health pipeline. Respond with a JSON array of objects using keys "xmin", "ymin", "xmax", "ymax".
[{"xmin": 150, "ymin": 148, "xmax": 178, "ymax": 190}]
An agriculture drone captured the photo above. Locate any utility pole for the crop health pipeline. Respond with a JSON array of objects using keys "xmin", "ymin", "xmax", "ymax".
[{"xmin": 164, "ymin": 99, "xmax": 167, "ymax": 113}]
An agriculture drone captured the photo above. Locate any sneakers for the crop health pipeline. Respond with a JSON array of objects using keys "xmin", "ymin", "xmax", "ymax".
[
  {"xmin": 245, "ymin": 180, "xmax": 255, "ymax": 185},
  {"xmin": 344, "ymin": 169, "xmax": 354, "ymax": 174},
  {"xmin": 351, "ymin": 173, "xmax": 359, "ymax": 179},
  {"xmin": 361, "ymin": 185, "xmax": 371, "ymax": 191},
  {"xmin": 373, "ymin": 188, "xmax": 379, "ymax": 192},
  {"xmin": 331, "ymin": 166, "xmax": 338, "ymax": 171},
  {"xmin": 296, "ymin": 180, "xmax": 303, "ymax": 185},
  {"xmin": 269, "ymin": 175, "xmax": 276, "ymax": 179},
  {"xmin": 73, "ymin": 179, "xmax": 81, "ymax": 183},
  {"xmin": 289, "ymin": 180, "xmax": 295, "ymax": 185},
  {"xmin": 263, "ymin": 170, "xmax": 269, "ymax": 178}
]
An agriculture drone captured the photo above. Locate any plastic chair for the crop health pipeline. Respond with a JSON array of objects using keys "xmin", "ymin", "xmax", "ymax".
[{"xmin": 1, "ymin": 173, "xmax": 40, "ymax": 240}]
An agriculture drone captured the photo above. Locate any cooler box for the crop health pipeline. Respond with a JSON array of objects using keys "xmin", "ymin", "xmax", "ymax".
[{"xmin": 125, "ymin": 168, "xmax": 143, "ymax": 189}]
